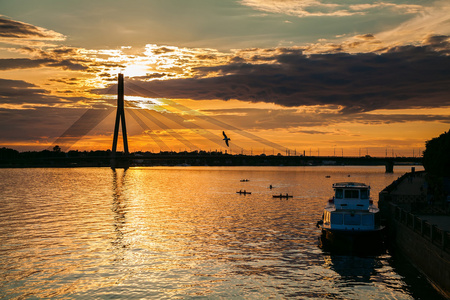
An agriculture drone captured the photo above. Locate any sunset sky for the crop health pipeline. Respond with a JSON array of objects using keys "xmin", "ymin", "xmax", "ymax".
[{"xmin": 1, "ymin": 0, "xmax": 449, "ymax": 156}]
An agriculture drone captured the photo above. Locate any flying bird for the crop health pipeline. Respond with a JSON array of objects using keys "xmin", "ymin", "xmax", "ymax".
[{"xmin": 222, "ymin": 131, "xmax": 230, "ymax": 147}]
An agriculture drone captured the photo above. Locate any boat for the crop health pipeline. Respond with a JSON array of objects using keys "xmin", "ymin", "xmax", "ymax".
[
  {"xmin": 236, "ymin": 190, "xmax": 251, "ymax": 195},
  {"xmin": 240, "ymin": 179, "xmax": 250, "ymax": 182},
  {"xmin": 273, "ymin": 193, "xmax": 293, "ymax": 198},
  {"xmin": 317, "ymin": 182, "xmax": 385, "ymax": 252}
]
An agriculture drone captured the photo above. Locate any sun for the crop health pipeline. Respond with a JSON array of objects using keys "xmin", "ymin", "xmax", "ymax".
[{"xmin": 122, "ymin": 64, "xmax": 149, "ymax": 78}]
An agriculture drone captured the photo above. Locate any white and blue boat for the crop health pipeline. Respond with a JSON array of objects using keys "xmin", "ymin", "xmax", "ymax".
[{"xmin": 317, "ymin": 182, "xmax": 385, "ymax": 251}]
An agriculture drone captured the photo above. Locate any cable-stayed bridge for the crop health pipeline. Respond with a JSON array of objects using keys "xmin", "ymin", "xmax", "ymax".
[
  {"xmin": 52, "ymin": 74, "xmax": 291, "ymax": 156},
  {"xmin": 49, "ymin": 74, "xmax": 421, "ymax": 171}
]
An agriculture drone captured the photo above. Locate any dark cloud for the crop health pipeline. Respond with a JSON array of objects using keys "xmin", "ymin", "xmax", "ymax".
[
  {"xmin": 0, "ymin": 107, "xmax": 65, "ymax": 141},
  {"xmin": 422, "ymin": 34, "xmax": 450, "ymax": 53},
  {"xmin": 201, "ymin": 108, "xmax": 450, "ymax": 130},
  {"xmin": 0, "ymin": 16, "xmax": 64, "ymax": 40},
  {"xmin": 0, "ymin": 58, "xmax": 87, "ymax": 71},
  {"xmin": 120, "ymin": 39, "xmax": 450, "ymax": 113},
  {"xmin": 0, "ymin": 78, "xmax": 49, "ymax": 103},
  {"xmin": 0, "ymin": 77, "xmax": 115, "ymax": 150},
  {"xmin": 0, "ymin": 106, "xmax": 112, "ymax": 147},
  {"xmin": 356, "ymin": 34, "xmax": 376, "ymax": 40},
  {"xmin": 195, "ymin": 54, "xmax": 220, "ymax": 61},
  {"xmin": 49, "ymin": 77, "xmax": 79, "ymax": 85},
  {"xmin": 46, "ymin": 59, "xmax": 87, "ymax": 71},
  {"xmin": 0, "ymin": 78, "xmax": 89, "ymax": 105},
  {"xmin": 1, "ymin": 45, "xmax": 104, "ymax": 72},
  {"xmin": 19, "ymin": 47, "xmax": 78, "ymax": 57},
  {"xmin": 0, "ymin": 58, "xmax": 50, "ymax": 70},
  {"xmin": 297, "ymin": 130, "xmax": 331, "ymax": 135},
  {"xmin": 151, "ymin": 46, "xmax": 176, "ymax": 55}
]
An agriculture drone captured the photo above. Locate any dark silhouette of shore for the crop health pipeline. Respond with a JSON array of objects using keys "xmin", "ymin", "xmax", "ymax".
[{"xmin": 0, "ymin": 147, "xmax": 421, "ymax": 168}]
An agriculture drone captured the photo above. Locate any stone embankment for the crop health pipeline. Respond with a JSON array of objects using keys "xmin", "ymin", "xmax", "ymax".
[{"xmin": 379, "ymin": 170, "xmax": 450, "ymax": 299}]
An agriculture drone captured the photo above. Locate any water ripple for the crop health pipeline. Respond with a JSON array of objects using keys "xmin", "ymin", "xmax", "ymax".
[{"xmin": 0, "ymin": 166, "xmax": 442, "ymax": 299}]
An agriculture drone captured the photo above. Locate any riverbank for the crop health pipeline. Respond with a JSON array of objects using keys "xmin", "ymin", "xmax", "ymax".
[
  {"xmin": 0, "ymin": 148, "xmax": 422, "ymax": 168},
  {"xmin": 379, "ymin": 170, "xmax": 450, "ymax": 298}
]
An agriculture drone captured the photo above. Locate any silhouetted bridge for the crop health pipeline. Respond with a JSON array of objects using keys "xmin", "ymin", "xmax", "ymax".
[
  {"xmin": 1, "ymin": 150, "xmax": 421, "ymax": 171},
  {"xmin": 42, "ymin": 74, "xmax": 421, "ymax": 172},
  {"xmin": 122, "ymin": 152, "xmax": 421, "ymax": 170}
]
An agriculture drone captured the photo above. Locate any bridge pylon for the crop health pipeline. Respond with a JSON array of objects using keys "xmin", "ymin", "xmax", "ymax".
[{"xmin": 111, "ymin": 73, "xmax": 129, "ymax": 169}]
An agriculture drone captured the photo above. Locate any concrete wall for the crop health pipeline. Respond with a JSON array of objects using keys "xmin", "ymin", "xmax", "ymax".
[
  {"xmin": 392, "ymin": 213, "xmax": 450, "ymax": 297},
  {"xmin": 380, "ymin": 193, "xmax": 450, "ymax": 298}
]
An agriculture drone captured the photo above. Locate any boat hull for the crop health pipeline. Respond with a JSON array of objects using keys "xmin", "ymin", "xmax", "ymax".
[{"xmin": 319, "ymin": 226, "xmax": 386, "ymax": 253}]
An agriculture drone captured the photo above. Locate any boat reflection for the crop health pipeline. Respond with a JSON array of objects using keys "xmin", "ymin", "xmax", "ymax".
[
  {"xmin": 319, "ymin": 237, "xmax": 387, "ymax": 255},
  {"xmin": 323, "ymin": 254, "xmax": 382, "ymax": 284}
]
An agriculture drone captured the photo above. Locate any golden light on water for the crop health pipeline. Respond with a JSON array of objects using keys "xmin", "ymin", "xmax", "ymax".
[{"xmin": 1, "ymin": 166, "xmax": 437, "ymax": 298}]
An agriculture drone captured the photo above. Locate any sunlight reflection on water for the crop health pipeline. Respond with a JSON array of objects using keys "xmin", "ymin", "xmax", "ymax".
[{"xmin": 1, "ymin": 165, "xmax": 443, "ymax": 299}]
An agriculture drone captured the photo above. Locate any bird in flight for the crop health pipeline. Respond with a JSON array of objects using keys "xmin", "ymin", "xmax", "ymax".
[{"xmin": 222, "ymin": 131, "xmax": 230, "ymax": 147}]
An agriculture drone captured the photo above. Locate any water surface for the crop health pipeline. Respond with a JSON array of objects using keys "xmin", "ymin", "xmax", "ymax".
[{"xmin": 0, "ymin": 166, "xmax": 442, "ymax": 299}]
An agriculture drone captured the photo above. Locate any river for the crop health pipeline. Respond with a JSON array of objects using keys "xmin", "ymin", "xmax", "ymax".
[{"xmin": 0, "ymin": 165, "xmax": 444, "ymax": 299}]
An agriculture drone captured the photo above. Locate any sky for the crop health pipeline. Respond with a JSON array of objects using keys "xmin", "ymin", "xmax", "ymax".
[{"xmin": 0, "ymin": 0, "xmax": 449, "ymax": 156}]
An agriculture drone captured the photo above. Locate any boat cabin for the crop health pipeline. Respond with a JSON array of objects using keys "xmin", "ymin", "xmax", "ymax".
[{"xmin": 331, "ymin": 182, "xmax": 371, "ymax": 210}]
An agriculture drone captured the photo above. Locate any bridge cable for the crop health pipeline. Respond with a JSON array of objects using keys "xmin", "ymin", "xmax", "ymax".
[
  {"xmin": 125, "ymin": 80, "xmax": 291, "ymax": 153},
  {"xmin": 126, "ymin": 86, "xmax": 245, "ymax": 152},
  {"xmin": 50, "ymin": 107, "xmax": 114, "ymax": 151},
  {"xmin": 125, "ymin": 101, "xmax": 199, "ymax": 151},
  {"xmin": 125, "ymin": 108, "xmax": 170, "ymax": 152}
]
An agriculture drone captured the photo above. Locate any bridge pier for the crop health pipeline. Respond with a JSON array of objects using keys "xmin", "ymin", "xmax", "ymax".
[
  {"xmin": 110, "ymin": 157, "xmax": 129, "ymax": 170},
  {"xmin": 385, "ymin": 160, "xmax": 394, "ymax": 173}
]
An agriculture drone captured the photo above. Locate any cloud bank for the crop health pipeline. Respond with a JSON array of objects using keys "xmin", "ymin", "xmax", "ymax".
[
  {"xmin": 123, "ymin": 39, "xmax": 450, "ymax": 114},
  {"xmin": 0, "ymin": 16, "xmax": 65, "ymax": 45}
]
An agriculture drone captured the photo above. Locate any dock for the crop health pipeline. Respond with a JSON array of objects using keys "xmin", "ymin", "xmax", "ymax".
[{"xmin": 379, "ymin": 170, "xmax": 450, "ymax": 298}]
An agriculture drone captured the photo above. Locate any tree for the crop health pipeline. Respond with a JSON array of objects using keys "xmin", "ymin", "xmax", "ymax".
[
  {"xmin": 422, "ymin": 130, "xmax": 450, "ymax": 177},
  {"xmin": 0, "ymin": 147, "xmax": 19, "ymax": 160}
]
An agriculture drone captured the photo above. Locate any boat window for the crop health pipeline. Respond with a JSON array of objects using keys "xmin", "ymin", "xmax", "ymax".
[
  {"xmin": 344, "ymin": 214, "xmax": 361, "ymax": 225},
  {"xmin": 335, "ymin": 189, "xmax": 343, "ymax": 199},
  {"xmin": 362, "ymin": 214, "xmax": 373, "ymax": 226},
  {"xmin": 344, "ymin": 189, "xmax": 359, "ymax": 199},
  {"xmin": 331, "ymin": 213, "xmax": 343, "ymax": 225},
  {"xmin": 360, "ymin": 189, "xmax": 369, "ymax": 199}
]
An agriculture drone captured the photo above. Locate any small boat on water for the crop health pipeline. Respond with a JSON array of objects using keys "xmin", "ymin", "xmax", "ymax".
[
  {"xmin": 273, "ymin": 193, "xmax": 293, "ymax": 198},
  {"xmin": 317, "ymin": 182, "xmax": 385, "ymax": 251},
  {"xmin": 240, "ymin": 179, "xmax": 250, "ymax": 182},
  {"xmin": 236, "ymin": 190, "xmax": 251, "ymax": 195}
]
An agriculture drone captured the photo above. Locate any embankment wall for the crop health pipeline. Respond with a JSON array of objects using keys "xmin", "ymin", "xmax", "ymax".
[{"xmin": 380, "ymin": 184, "xmax": 450, "ymax": 298}]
